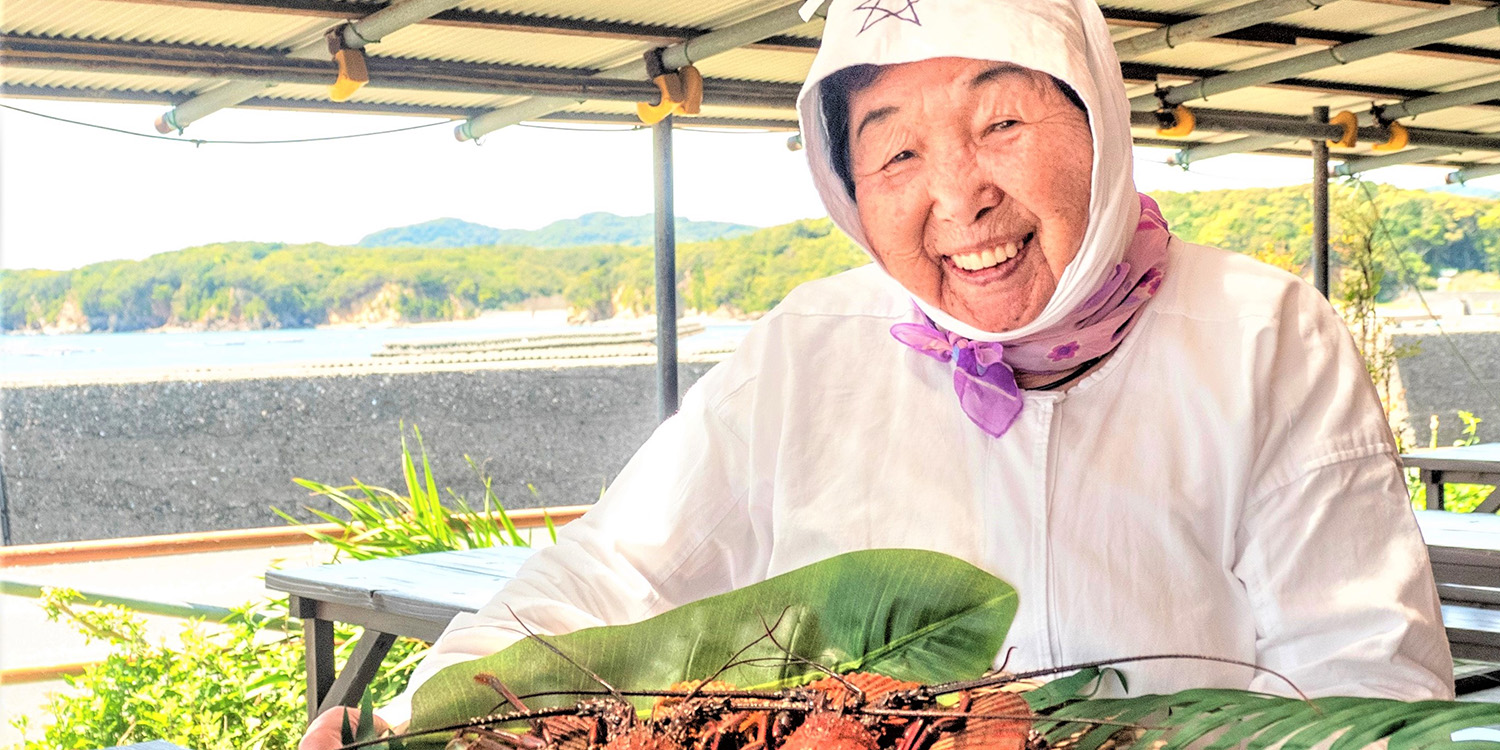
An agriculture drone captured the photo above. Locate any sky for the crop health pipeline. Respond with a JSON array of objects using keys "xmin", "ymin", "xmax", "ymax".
[{"xmin": 0, "ymin": 98, "xmax": 1487, "ymax": 271}]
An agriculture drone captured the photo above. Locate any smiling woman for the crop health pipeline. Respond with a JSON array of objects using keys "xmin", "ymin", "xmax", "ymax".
[
  {"xmin": 304, "ymin": 0, "xmax": 1456, "ymax": 744},
  {"xmin": 835, "ymin": 59, "xmax": 1092, "ymax": 335}
]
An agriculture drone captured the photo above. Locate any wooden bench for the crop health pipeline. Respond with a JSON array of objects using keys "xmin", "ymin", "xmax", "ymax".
[
  {"xmin": 1416, "ymin": 510, "xmax": 1500, "ymax": 692},
  {"xmin": 267, "ymin": 513, "xmax": 1500, "ymax": 718},
  {"xmin": 1402, "ymin": 444, "xmax": 1500, "ymax": 513},
  {"xmin": 265, "ymin": 546, "xmax": 536, "ymax": 722}
]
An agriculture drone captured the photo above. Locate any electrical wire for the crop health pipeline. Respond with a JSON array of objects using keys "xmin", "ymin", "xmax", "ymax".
[
  {"xmin": 1349, "ymin": 176, "xmax": 1500, "ymax": 415},
  {"xmin": 0, "ymin": 102, "xmax": 453, "ymax": 145}
]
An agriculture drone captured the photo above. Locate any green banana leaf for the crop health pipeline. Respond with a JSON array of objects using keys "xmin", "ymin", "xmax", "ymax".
[
  {"xmin": 406, "ymin": 548, "xmax": 1017, "ymax": 743},
  {"xmin": 1033, "ymin": 668, "xmax": 1500, "ymax": 750}
]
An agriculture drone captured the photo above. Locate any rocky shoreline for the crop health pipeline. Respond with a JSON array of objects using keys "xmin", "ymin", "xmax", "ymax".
[{"xmin": 0, "ymin": 360, "xmax": 713, "ymax": 544}]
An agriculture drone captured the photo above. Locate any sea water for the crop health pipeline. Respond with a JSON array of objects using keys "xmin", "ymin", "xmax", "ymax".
[{"xmin": 0, "ymin": 316, "xmax": 753, "ymax": 380}]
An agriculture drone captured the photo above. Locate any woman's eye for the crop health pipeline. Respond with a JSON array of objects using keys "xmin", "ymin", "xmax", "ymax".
[{"xmin": 885, "ymin": 150, "xmax": 916, "ymax": 168}]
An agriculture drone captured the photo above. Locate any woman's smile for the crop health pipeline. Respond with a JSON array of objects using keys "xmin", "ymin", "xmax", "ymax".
[{"xmin": 845, "ymin": 57, "xmax": 1093, "ymax": 333}]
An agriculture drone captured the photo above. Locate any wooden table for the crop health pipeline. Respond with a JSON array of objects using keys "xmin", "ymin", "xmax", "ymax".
[
  {"xmin": 264, "ymin": 546, "xmax": 535, "ymax": 722},
  {"xmin": 1415, "ymin": 511, "xmax": 1500, "ymax": 679},
  {"xmin": 269, "ymin": 514, "xmax": 1500, "ymax": 716},
  {"xmin": 1402, "ymin": 443, "xmax": 1500, "ymax": 512}
]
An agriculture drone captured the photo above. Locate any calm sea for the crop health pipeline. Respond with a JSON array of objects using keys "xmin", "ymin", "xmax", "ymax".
[{"xmin": 0, "ymin": 315, "xmax": 752, "ymax": 380}]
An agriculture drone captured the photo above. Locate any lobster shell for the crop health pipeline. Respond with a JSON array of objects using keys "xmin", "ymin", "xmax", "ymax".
[{"xmin": 928, "ymin": 688, "xmax": 1032, "ymax": 750}]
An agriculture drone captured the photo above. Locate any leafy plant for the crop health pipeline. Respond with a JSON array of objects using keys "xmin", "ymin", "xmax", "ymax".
[
  {"xmin": 16, "ymin": 588, "xmax": 418, "ymax": 750},
  {"xmin": 408, "ymin": 549, "xmax": 1017, "ymax": 744},
  {"xmin": 1027, "ymin": 668, "xmax": 1500, "ymax": 750},
  {"xmin": 276, "ymin": 425, "xmax": 551, "ymax": 561}
]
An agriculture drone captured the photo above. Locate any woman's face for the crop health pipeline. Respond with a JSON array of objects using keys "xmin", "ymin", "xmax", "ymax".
[{"xmin": 847, "ymin": 57, "xmax": 1094, "ymax": 332}]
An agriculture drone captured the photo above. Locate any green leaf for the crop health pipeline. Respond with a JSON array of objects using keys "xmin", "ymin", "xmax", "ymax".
[
  {"xmin": 1034, "ymin": 689, "xmax": 1500, "ymax": 750},
  {"xmin": 409, "ymin": 549, "xmax": 1017, "ymax": 741}
]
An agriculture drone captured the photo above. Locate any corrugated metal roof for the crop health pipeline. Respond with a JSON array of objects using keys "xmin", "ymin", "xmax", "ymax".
[
  {"xmin": 2, "ymin": 0, "xmax": 329, "ymax": 49},
  {"xmin": 6, "ymin": 0, "xmax": 1500, "ymax": 169}
]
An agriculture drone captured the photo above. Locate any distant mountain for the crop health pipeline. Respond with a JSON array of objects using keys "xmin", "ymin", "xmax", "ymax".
[{"xmin": 358, "ymin": 212, "xmax": 757, "ymax": 249}]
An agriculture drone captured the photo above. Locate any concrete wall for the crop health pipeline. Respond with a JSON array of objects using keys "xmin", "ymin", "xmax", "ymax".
[{"xmin": 0, "ymin": 362, "xmax": 712, "ymax": 544}]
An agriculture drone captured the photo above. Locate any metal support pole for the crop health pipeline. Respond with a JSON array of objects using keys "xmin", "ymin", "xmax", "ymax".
[
  {"xmin": 1312, "ymin": 106, "xmax": 1330, "ymax": 299},
  {"xmin": 653, "ymin": 115, "xmax": 679, "ymax": 423}
]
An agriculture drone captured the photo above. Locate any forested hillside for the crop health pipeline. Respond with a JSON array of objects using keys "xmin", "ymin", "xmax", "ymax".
[
  {"xmin": 357, "ymin": 212, "xmax": 755, "ymax": 249},
  {"xmin": 6, "ymin": 183, "xmax": 1499, "ymax": 334},
  {"xmin": 1154, "ymin": 184, "xmax": 1500, "ymax": 274}
]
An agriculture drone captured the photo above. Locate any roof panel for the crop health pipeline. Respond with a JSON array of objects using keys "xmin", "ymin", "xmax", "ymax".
[
  {"xmin": 260, "ymin": 81, "xmax": 518, "ymax": 109},
  {"xmin": 368, "ymin": 24, "xmax": 647, "ymax": 68},
  {"xmin": 2, "ymin": 0, "xmax": 331, "ymax": 49},
  {"xmin": 1306, "ymin": 52, "xmax": 1500, "ymax": 92},
  {"xmin": 456, "ymin": 0, "xmax": 789, "ymax": 29},
  {"xmin": 2, "ymin": 67, "xmax": 202, "ymax": 94}
]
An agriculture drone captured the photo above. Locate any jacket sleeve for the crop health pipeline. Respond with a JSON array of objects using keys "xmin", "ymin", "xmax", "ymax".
[
  {"xmin": 377, "ymin": 363, "xmax": 767, "ymax": 728},
  {"xmin": 1233, "ymin": 280, "xmax": 1453, "ymax": 700},
  {"xmin": 1234, "ymin": 451, "xmax": 1454, "ymax": 699}
]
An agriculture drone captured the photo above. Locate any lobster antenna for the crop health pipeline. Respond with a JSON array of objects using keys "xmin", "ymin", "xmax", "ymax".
[
  {"xmin": 338, "ymin": 704, "xmax": 592, "ymax": 750},
  {"xmin": 473, "ymin": 673, "xmax": 556, "ymax": 742},
  {"xmin": 503, "ymin": 604, "xmax": 628, "ymax": 705},
  {"xmin": 680, "ymin": 607, "xmax": 793, "ymax": 705},
  {"xmin": 757, "ymin": 612, "xmax": 865, "ymax": 703},
  {"xmin": 862, "ymin": 706, "xmax": 1152, "ymax": 730},
  {"xmin": 924, "ymin": 653, "xmax": 1308, "ymax": 703}
]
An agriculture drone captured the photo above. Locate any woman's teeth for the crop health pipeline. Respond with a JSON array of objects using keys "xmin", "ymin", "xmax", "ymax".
[{"xmin": 951, "ymin": 240, "xmax": 1023, "ymax": 271}]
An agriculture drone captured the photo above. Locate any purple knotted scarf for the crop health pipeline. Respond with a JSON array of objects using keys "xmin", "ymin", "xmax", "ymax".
[{"xmin": 891, "ymin": 193, "xmax": 1172, "ymax": 438}]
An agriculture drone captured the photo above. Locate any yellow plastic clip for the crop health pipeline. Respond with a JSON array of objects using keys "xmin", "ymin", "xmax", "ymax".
[
  {"xmin": 329, "ymin": 47, "xmax": 369, "ymax": 102},
  {"xmin": 1327, "ymin": 110, "xmax": 1358, "ymax": 148},
  {"xmin": 1372, "ymin": 120, "xmax": 1408, "ymax": 152},
  {"xmin": 1155, "ymin": 106, "xmax": 1195, "ymax": 138},
  {"xmin": 636, "ymin": 65, "xmax": 703, "ymax": 125}
]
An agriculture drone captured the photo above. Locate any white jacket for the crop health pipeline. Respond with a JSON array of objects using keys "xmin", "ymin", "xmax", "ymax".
[{"xmin": 380, "ymin": 240, "xmax": 1454, "ymax": 727}]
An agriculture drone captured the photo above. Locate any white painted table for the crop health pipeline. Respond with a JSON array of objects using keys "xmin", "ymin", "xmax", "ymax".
[
  {"xmin": 1403, "ymin": 443, "xmax": 1500, "ymax": 512},
  {"xmin": 265, "ymin": 546, "xmax": 535, "ymax": 722}
]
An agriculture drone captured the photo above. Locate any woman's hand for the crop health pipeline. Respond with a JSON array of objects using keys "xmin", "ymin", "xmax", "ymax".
[{"xmin": 299, "ymin": 707, "xmax": 390, "ymax": 750}]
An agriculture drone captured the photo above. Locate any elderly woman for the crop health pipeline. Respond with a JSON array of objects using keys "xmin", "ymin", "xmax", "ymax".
[{"xmin": 305, "ymin": 0, "xmax": 1452, "ymax": 743}]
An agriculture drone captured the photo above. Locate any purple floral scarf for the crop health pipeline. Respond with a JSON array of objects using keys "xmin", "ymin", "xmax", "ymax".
[{"xmin": 890, "ymin": 193, "xmax": 1171, "ymax": 438}]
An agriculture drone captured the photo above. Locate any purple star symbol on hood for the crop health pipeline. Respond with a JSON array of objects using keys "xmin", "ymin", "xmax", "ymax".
[{"xmin": 855, "ymin": 0, "xmax": 921, "ymax": 34}]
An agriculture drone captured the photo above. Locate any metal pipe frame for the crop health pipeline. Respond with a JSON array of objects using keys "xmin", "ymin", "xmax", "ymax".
[
  {"xmin": 96, "ymin": 0, "xmax": 822, "ymax": 51},
  {"xmin": 102, "ymin": 0, "xmax": 1500, "ymax": 67},
  {"xmin": 1447, "ymin": 161, "xmax": 1500, "ymax": 183},
  {"xmin": 1131, "ymin": 7, "xmax": 1500, "ymax": 111},
  {"xmin": 1172, "ymin": 77, "xmax": 1500, "ymax": 165},
  {"xmin": 0, "ymin": 35, "xmax": 800, "ymax": 108},
  {"xmin": 1113, "ymin": 0, "xmax": 1340, "ymax": 60},
  {"xmin": 1334, "ymin": 147, "xmax": 1459, "ymax": 176},
  {"xmin": 0, "ymin": 84, "xmax": 807, "ymax": 128},
  {"xmin": 455, "ymin": 1, "xmax": 820, "ymax": 141},
  {"xmin": 1137, "ymin": 107, "xmax": 1500, "ymax": 158},
  {"xmin": 155, "ymin": 0, "xmax": 464, "ymax": 132},
  {"xmin": 653, "ymin": 115, "xmax": 679, "ymax": 423},
  {"xmin": 1311, "ymin": 106, "xmax": 1330, "ymax": 299}
]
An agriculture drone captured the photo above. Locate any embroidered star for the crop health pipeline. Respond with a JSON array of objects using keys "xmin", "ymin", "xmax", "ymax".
[{"xmin": 854, "ymin": 0, "xmax": 921, "ymax": 34}]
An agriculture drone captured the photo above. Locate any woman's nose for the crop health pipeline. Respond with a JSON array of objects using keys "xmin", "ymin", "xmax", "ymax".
[{"xmin": 928, "ymin": 154, "xmax": 1003, "ymax": 224}]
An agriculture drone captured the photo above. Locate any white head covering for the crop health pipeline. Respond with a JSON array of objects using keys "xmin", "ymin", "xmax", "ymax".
[{"xmin": 796, "ymin": 0, "xmax": 1142, "ymax": 342}]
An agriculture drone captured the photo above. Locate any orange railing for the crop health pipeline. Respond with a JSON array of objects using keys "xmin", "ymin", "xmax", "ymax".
[{"xmin": 0, "ymin": 505, "xmax": 590, "ymax": 567}]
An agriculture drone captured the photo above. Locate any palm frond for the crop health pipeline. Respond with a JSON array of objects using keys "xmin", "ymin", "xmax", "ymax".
[{"xmin": 1033, "ymin": 670, "xmax": 1500, "ymax": 750}]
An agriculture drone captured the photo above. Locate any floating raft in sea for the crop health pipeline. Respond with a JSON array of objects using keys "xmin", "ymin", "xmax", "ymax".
[{"xmin": 371, "ymin": 321, "xmax": 709, "ymax": 365}]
